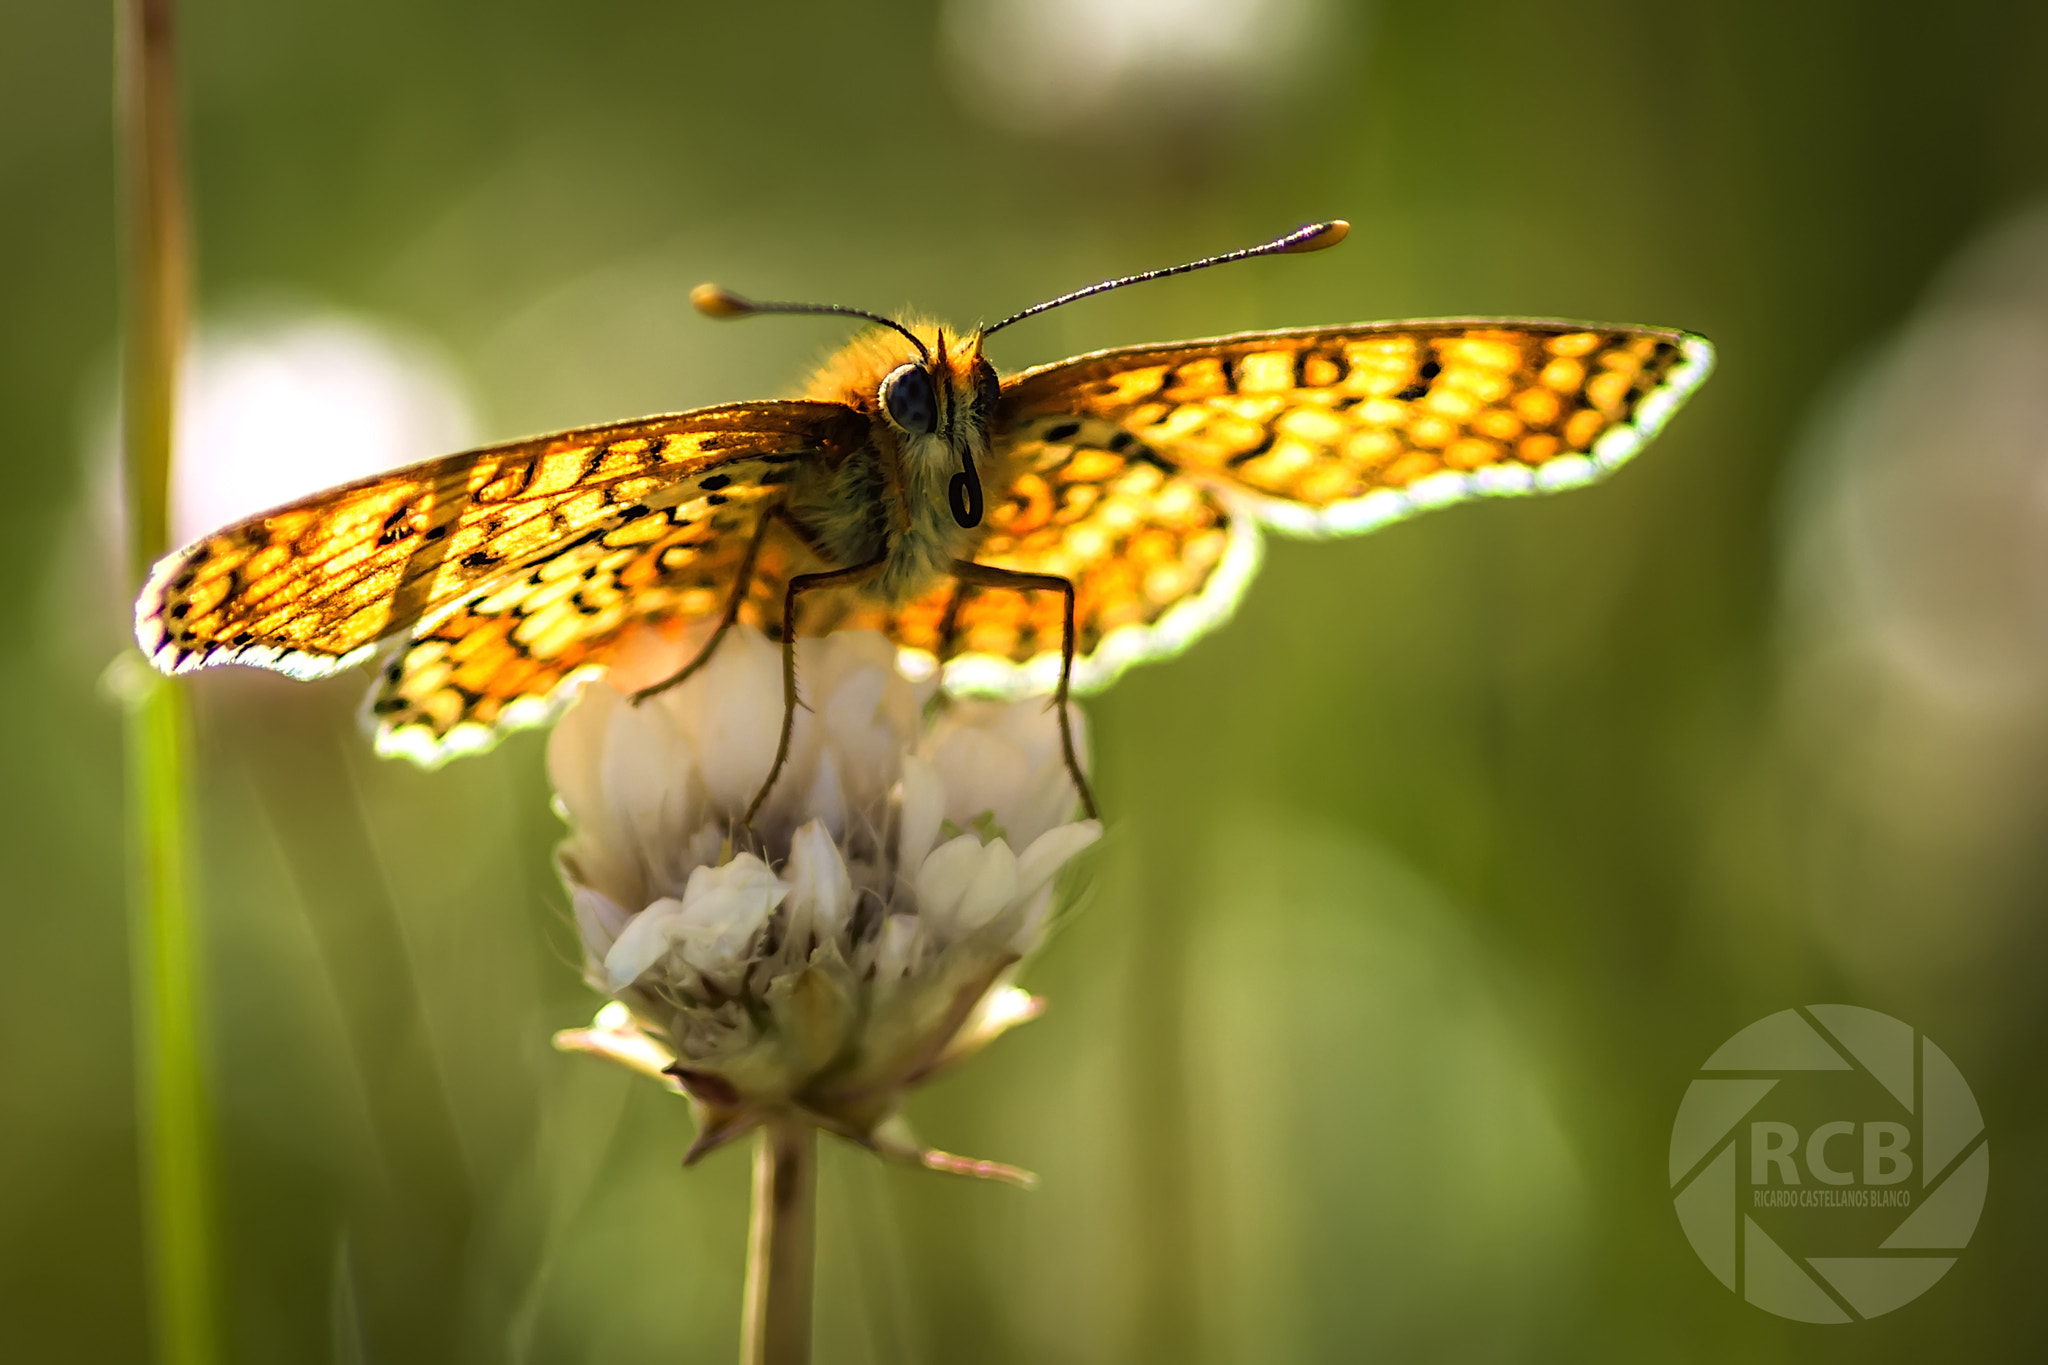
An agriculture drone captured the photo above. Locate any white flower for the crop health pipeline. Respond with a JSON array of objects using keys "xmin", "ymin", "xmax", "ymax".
[
  {"xmin": 551, "ymin": 624, "xmax": 1099, "ymax": 1179},
  {"xmin": 602, "ymin": 854, "xmax": 787, "ymax": 992}
]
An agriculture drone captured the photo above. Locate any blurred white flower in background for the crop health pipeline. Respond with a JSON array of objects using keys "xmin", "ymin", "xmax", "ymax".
[
  {"xmin": 168, "ymin": 308, "xmax": 476, "ymax": 544},
  {"xmin": 552, "ymin": 624, "xmax": 1099, "ymax": 1179},
  {"xmin": 1773, "ymin": 202, "xmax": 2048, "ymax": 986},
  {"xmin": 941, "ymin": 0, "xmax": 1327, "ymax": 136},
  {"xmin": 72, "ymin": 304, "xmax": 476, "ymax": 668}
]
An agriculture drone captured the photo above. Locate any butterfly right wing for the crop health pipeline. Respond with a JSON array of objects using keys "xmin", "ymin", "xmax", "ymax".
[
  {"xmin": 852, "ymin": 442, "xmax": 1258, "ymax": 699},
  {"xmin": 997, "ymin": 320, "xmax": 1714, "ymax": 536},
  {"xmin": 894, "ymin": 320, "xmax": 1713, "ymax": 698}
]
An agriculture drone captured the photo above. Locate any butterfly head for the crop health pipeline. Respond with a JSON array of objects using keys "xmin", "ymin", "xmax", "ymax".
[
  {"xmin": 868, "ymin": 325, "xmax": 998, "ymax": 530},
  {"xmin": 872, "ymin": 326, "xmax": 997, "ymax": 440},
  {"xmin": 757, "ymin": 309, "xmax": 993, "ymax": 531},
  {"xmin": 689, "ymin": 218, "xmax": 1348, "ymax": 533}
]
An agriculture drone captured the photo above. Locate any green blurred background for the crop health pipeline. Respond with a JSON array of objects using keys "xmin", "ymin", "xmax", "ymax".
[{"xmin": 6, "ymin": 0, "xmax": 2048, "ymax": 1359}]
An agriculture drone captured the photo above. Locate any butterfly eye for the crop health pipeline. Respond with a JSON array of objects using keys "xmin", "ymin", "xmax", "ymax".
[
  {"xmin": 880, "ymin": 363, "xmax": 937, "ymax": 435},
  {"xmin": 975, "ymin": 366, "xmax": 1000, "ymax": 416}
]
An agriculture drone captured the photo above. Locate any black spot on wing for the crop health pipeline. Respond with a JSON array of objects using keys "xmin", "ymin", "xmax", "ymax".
[
  {"xmin": 1100, "ymin": 427, "xmax": 1176, "ymax": 474},
  {"xmin": 1394, "ymin": 358, "xmax": 1442, "ymax": 403}
]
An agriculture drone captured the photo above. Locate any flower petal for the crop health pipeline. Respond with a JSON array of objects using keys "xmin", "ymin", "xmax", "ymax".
[
  {"xmin": 693, "ymin": 630, "xmax": 787, "ymax": 816},
  {"xmin": 913, "ymin": 832, "xmax": 986, "ymax": 932},
  {"xmin": 571, "ymin": 885, "xmax": 634, "ymax": 962},
  {"xmin": 874, "ymin": 913, "xmax": 922, "ymax": 982},
  {"xmin": 897, "ymin": 754, "xmax": 946, "ymax": 874},
  {"xmin": 603, "ymin": 895, "xmax": 691, "ymax": 990},
  {"xmin": 1015, "ymin": 820, "xmax": 1102, "ymax": 903},
  {"xmin": 545, "ymin": 679, "xmax": 615, "ymax": 827},
  {"xmin": 820, "ymin": 663, "xmax": 894, "ymax": 783},
  {"xmin": 784, "ymin": 818, "xmax": 854, "ymax": 946},
  {"xmin": 803, "ymin": 746, "xmax": 847, "ymax": 841},
  {"xmin": 601, "ymin": 688, "xmax": 698, "ymax": 888},
  {"xmin": 950, "ymin": 837, "xmax": 1019, "ymax": 939},
  {"xmin": 553, "ymin": 1003, "xmax": 684, "ymax": 1089},
  {"xmin": 932, "ymin": 725, "xmax": 1029, "ymax": 831},
  {"xmin": 673, "ymin": 853, "xmax": 789, "ymax": 985},
  {"xmin": 935, "ymin": 983, "xmax": 1044, "ymax": 1072}
]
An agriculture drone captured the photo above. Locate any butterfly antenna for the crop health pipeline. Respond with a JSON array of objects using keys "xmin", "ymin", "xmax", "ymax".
[
  {"xmin": 690, "ymin": 284, "xmax": 930, "ymax": 362},
  {"xmin": 982, "ymin": 220, "xmax": 1349, "ymax": 337}
]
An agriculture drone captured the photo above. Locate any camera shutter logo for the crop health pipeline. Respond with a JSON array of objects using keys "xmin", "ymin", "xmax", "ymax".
[{"xmin": 1668, "ymin": 1006, "xmax": 1987, "ymax": 1321}]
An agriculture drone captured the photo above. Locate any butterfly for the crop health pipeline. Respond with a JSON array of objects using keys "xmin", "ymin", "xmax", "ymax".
[{"xmin": 134, "ymin": 222, "xmax": 1714, "ymax": 821}]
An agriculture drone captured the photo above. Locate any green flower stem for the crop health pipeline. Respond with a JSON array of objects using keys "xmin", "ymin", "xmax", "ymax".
[
  {"xmin": 124, "ymin": 680, "xmax": 211, "ymax": 1365},
  {"xmin": 118, "ymin": 0, "xmax": 185, "ymax": 583},
  {"xmin": 117, "ymin": 1, "xmax": 213, "ymax": 1362},
  {"xmin": 740, "ymin": 1118, "xmax": 816, "ymax": 1365}
]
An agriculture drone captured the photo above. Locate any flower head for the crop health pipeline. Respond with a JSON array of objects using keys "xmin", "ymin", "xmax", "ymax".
[{"xmin": 551, "ymin": 624, "xmax": 1098, "ymax": 1180}]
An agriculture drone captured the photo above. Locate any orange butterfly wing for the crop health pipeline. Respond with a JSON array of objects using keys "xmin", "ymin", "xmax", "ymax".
[
  {"xmin": 873, "ymin": 321, "xmax": 1712, "ymax": 696},
  {"xmin": 135, "ymin": 400, "xmax": 866, "ymax": 756},
  {"xmin": 843, "ymin": 442, "xmax": 1254, "ymax": 698},
  {"xmin": 369, "ymin": 512, "xmax": 822, "ymax": 762}
]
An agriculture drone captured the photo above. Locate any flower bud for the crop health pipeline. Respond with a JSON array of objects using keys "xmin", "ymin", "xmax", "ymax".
[{"xmin": 551, "ymin": 625, "xmax": 1098, "ymax": 1179}]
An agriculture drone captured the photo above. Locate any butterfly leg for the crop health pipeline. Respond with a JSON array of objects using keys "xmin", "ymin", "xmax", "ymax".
[
  {"xmin": 743, "ymin": 551, "xmax": 890, "ymax": 826},
  {"xmin": 629, "ymin": 511, "xmax": 777, "ymax": 705},
  {"xmin": 946, "ymin": 560, "xmax": 1099, "ymax": 822}
]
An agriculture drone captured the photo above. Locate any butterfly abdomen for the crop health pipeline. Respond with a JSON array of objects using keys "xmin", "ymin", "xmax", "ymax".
[
  {"xmin": 781, "ymin": 425, "xmax": 986, "ymax": 607},
  {"xmin": 784, "ymin": 442, "xmax": 889, "ymax": 571},
  {"xmin": 873, "ymin": 428, "xmax": 985, "ymax": 603}
]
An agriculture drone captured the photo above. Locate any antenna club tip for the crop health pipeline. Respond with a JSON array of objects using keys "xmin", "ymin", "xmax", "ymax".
[
  {"xmin": 690, "ymin": 283, "xmax": 754, "ymax": 318},
  {"xmin": 1287, "ymin": 220, "xmax": 1350, "ymax": 253}
]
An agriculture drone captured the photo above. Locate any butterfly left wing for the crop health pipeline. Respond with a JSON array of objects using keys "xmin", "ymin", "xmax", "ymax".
[
  {"xmin": 136, "ymin": 399, "xmax": 866, "ymax": 759},
  {"xmin": 881, "ymin": 320, "xmax": 1711, "ymax": 697},
  {"xmin": 369, "ymin": 512, "xmax": 821, "ymax": 763},
  {"xmin": 138, "ymin": 400, "xmax": 863, "ymax": 678}
]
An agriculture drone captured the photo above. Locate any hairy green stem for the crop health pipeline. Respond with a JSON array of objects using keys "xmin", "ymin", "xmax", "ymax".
[
  {"xmin": 117, "ymin": 0, "xmax": 212, "ymax": 1361},
  {"xmin": 740, "ymin": 1119, "xmax": 816, "ymax": 1365}
]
